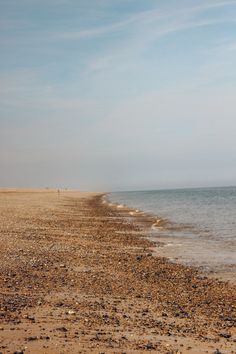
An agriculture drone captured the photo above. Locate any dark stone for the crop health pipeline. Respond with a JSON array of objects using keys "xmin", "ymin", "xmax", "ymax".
[
  {"xmin": 40, "ymin": 335, "xmax": 50, "ymax": 340},
  {"xmin": 214, "ymin": 350, "xmax": 222, "ymax": 354},
  {"xmin": 145, "ymin": 343, "xmax": 154, "ymax": 350},
  {"xmin": 27, "ymin": 336, "xmax": 38, "ymax": 341},
  {"xmin": 223, "ymin": 316, "xmax": 236, "ymax": 322},
  {"xmin": 27, "ymin": 315, "xmax": 35, "ymax": 321},
  {"xmin": 219, "ymin": 333, "xmax": 231, "ymax": 338}
]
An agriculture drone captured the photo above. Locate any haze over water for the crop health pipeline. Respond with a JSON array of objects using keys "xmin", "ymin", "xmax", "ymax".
[{"xmin": 109, "ymin": 186, "xmax": 236, "ymax": 275}]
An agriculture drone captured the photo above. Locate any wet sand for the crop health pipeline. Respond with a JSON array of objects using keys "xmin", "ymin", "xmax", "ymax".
[{"xmin": 0, "ymin": 190, "xmax": 235, "ymax": 353}]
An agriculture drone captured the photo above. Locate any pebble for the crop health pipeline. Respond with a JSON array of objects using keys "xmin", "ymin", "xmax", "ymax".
[
  {"xmin": 67, "ymin": 310, "xmax": 75, "ymax": 315},
  {"xmin": 57, "ymin": 327, "xmax": 68, "ymax": 332},
  {"xmin": 219, "ymin": 333, "xmax": 231, "ymax": 338},
  {"xmin": 26, "ymin": 315, "xmax": 35, "ymax": 321},
  {"xmin": 145, "ymin": 343, "xmax": 155, "ymax": 350},
  {"xmin": 40, "ymin": 335, "xmax": 50, "ymax": 340},
  {"xmin": 27, "ymin": 336, "xmax": 38, "ymax": 341}
]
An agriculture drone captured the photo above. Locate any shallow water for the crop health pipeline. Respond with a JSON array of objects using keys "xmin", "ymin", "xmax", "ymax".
[{"xmin": 109, "ymin": 186, "xmax": 236, "ymax": 276}]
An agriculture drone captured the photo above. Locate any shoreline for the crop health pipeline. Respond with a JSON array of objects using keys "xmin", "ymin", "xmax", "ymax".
[
  {"xmin": 104, "ymin": 194, "xmax": 236, "ymax": 284},
  {"xmin": 0, "ymin": 189, "xmax": 235, "ymax": 353}
]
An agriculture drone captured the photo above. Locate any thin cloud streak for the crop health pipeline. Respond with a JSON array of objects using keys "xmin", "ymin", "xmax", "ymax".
[
  {"xmin": 1, "ymin": 0, "xmax": 236, "ymax": 190},
  {"xmin": 53, "ymin": 0, "xmax": 236, "ymax": 41}
]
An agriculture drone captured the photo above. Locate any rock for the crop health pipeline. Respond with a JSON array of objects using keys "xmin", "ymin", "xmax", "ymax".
[
  {"xmin": 27, "ymin": 336, "xmax": 38, "ymax": 341},
  {"xmin": 40, "ymin": 335, "xmax": 50, "ymax": 340},
  {"xmin": 214, "ymin": 350, "xmax": 222, "ymax": 354},
  {"xmin": 145, "ymin": 343, "xmax": 154, "ymax": 350},
  {"xmin": 223, "ymin": 316, "xmax": 236, "ymax": 322},
  {"xmin": 56, "ymin": 327, "xmax": 68, "ymax": 332},
  {"xmin": 14, "ymin": 351, "xmax": 24, "ymax": 354},
  {"xmin": 67, "ymin": 310, "xmax": 75, "ymax": 315},
  {"xmin": 219, "ymin": 333, "xmax": 231, "ymax": 338}
]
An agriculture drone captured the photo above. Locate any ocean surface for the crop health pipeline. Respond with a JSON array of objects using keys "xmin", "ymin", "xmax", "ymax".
[{"xmin": 109, "ymin": 186, "xmax": 236, "ymax": 276}]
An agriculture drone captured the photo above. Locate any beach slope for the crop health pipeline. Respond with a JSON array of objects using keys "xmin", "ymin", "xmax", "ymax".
[{"xmin": 0, "ymin": 190, "xmax": 235, "ymax": 353}]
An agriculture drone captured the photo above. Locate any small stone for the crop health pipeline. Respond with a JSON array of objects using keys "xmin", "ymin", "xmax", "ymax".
[
  {"xmin": 27, "ymin": 315, "xmax": 35, "ymax": 321},
  {"xmin": 214, "ymin": 350, "xmax": 222, "ymax": 354},
  {"xmin": 67, "ymin": 310, "xmax": 75, "ymax": 315},
  {"xmin": 27, "ymin": 336, "xmax": 38, "ymax": 341},
  {"xmin": 219, "ymin": 333, "xmax": 231, "ymax": 338},
  {"xmin": 223, "ymin": 316, "xmax": 236, "ymax": 322},
  {"xmin": 56, "ymin": 327, "xmax": 68, "ymax": 332},
  {"xmin": 14, "ymin": 351, "xmax": 24, "ymax": 354},
  {"xmin": 145, "ymin": 343, "xmax": 154, "ymax": 350},
  {"xmin": 40, "ymin": 335, "xmax": 50, "ymax": 340}
]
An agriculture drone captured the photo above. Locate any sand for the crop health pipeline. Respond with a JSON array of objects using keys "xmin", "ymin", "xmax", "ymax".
[{"xmin": 0, "ymin": 189, "xmax": 235, "ymax": 354}]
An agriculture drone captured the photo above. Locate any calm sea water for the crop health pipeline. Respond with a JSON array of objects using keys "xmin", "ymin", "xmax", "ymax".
[{"xmin": 109, "ymin": 186, "xmax": 236, "ymax": 274}]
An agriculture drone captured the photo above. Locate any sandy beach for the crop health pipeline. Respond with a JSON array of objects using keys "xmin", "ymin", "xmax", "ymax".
[{"xmin": 0, "ymin": 189, "xmax": 235, "ymax": 354}]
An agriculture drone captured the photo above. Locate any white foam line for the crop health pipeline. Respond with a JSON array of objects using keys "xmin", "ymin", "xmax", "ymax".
[{"xmin": 117, "ymin": 204, "xmax": 124, "ymax": 209}]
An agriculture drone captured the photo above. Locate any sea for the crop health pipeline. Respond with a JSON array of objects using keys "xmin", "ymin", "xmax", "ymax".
[{"xmin": 109, "ymin": 186, "xmax": 236, "ymax": 278}]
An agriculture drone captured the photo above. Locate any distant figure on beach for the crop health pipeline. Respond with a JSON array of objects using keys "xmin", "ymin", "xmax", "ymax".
[{"xmin": 57, "ymin": 189, "xmax": 60, "ymax": 195}]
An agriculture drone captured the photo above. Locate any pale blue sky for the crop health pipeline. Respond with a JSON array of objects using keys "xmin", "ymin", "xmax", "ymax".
[{"xmin": 1, "ymin": 0, "xmax": 236, "ymax": 191}]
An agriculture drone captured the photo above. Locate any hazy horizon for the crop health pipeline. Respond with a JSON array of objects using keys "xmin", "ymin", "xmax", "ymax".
[{"xmin": 1, "ymin": 0, "xmax": 236, "ymax": 191}]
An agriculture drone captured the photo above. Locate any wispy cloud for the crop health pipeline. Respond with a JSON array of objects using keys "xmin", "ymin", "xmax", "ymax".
[
  {"xmin": 55, "ymin": 14, "xmax": 141, "ymax": 40},
  {"xmin": 48, "ymin": 0, "xmax": 236, "ymax": 79},
  {"xmin": 1, "ymin": 0, "xmax": 236, "ymax": 189},
  {"xmin": 53, "ymin": 0, "xmax": 236, "ymax": 41}
]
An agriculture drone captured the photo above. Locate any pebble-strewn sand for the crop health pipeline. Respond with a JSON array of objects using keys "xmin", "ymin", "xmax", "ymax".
[{"xmin": 0, "ymin": 190, "xmax": 235, "ymax": 354}]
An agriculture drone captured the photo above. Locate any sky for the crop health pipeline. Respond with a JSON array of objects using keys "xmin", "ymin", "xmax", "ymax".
[{"xmin": 1, "ymin": 0, "xmax": 236, "ymax": 191}]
